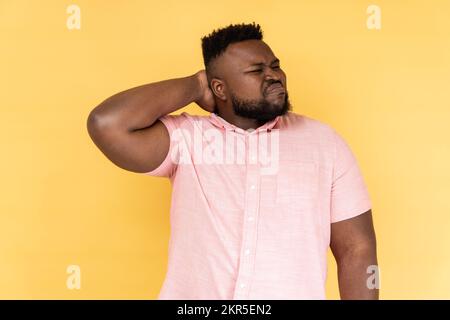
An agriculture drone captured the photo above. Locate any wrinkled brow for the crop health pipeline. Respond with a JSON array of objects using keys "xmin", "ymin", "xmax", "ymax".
[{"xmin": 248, "ymin": 58, "xmax": 280, "ymax": 67}]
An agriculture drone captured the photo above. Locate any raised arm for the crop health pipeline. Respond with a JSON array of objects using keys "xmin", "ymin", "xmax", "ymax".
[{"xmin": 86, "ymin": 71, "xmax": 215, "ymax": 173}]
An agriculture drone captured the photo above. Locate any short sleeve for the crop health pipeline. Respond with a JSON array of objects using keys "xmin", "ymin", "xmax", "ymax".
[
  {"xmin": 330, "ymin": 129, "xmax": 372, "ymax": 223},
  {"xmin": 141, "ymin": 113, "xmax": 185, "ymax": 178}
]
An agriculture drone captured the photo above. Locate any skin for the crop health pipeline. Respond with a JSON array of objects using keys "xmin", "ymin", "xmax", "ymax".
[
  {"xmin": 207, "ymin": 40, "xmax": 291, "ymax": 129},
  {"xmin": 331, "ymin": 209, "xmax": 379, "ymax": 299},
  {"xmin": 87, "ymin": 38, "xmax": 378, "ymax": 299}
]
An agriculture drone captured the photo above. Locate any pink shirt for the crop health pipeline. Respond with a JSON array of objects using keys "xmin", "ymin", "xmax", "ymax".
[{"xmin": 143, "ymin": 111, "xmax": 372, "ymax": 299}]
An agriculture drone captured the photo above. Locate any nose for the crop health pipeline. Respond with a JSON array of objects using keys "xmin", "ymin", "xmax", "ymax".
[{"xmin": 264, "ymin": 67, "xmax": 281, "ymax": 82}]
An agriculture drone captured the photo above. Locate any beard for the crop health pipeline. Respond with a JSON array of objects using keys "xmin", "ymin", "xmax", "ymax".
[{"xmin": 229, "ymin": 90, "xmax": 292, "ymax": 125}]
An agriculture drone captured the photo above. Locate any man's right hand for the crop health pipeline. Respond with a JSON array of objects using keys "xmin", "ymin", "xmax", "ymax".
[{"xmin": 194, "ymin": 70, "xmax": 216, "ymax": 113}]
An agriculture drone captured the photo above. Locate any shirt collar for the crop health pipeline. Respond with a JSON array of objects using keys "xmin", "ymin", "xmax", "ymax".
[{"xmin": 208, "ymin": 112, "xmax": 281, "ymax": 134}]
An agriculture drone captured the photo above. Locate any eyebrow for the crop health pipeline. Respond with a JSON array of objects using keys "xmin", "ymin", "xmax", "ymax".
[{"xmin": 248, "ymin": 58, "xmax": 280, "ymax": 67}]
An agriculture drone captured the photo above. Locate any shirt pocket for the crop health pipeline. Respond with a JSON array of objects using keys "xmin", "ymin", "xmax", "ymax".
[{"xmin": 276, "ymin": 161, "xmax": 320, "ymax": 209}]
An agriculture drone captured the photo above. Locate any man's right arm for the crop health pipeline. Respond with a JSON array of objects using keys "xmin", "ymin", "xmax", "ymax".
[{"xmin": 86, "ymin": 71, "xmax": 215, "ymax": 173}]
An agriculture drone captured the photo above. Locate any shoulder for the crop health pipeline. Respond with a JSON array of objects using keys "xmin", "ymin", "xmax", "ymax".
[{"xmin": 279, "ymin": 111, "xmax": 337, "ymax": 138}]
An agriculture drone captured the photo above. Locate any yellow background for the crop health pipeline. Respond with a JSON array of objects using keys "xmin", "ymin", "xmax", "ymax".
[{"xmin": 1, "ymin": 0, "xmax": 449, "ymax": 299}]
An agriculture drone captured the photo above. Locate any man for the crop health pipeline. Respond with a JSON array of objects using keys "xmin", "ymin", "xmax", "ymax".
[{"xmin": 87, "ymin": 22, "xmax": 378, "ymax": 300}]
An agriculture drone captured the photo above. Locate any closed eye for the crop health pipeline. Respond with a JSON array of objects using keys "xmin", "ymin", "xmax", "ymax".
[{"xmin": 248, "ymin": 65, "xmax": 281, "ymax": 73}]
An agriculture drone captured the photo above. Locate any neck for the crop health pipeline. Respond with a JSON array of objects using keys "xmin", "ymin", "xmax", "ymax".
[{"xmin": 216, "ymin": 108, "xmax": 266, "ymax": 130}]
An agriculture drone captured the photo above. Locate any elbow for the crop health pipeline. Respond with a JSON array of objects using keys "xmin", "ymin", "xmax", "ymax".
[
  {"xmin": 86, "ymin": 109, "xmax": 102, "ymax": 138},
  {"xmin": 86, "ymin": 107, "xmax": 116, "ymax": 137},
  {"xmin": 86, "ymin": 108, "xmax": 114, "ymax": 144}
]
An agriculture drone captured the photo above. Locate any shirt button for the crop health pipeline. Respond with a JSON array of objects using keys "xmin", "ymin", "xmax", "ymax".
[
  {"xmin": 240, "ymin": 283, "xmax": 246, "ymax": 288},
  {"xmin": 248, "ymin": 216, "xmax": 254, "ymax": 222},
  {"xmin": 250, "ymin": 185, "xmax": 255, "ymax": 190},
  {"xmin": 244, "ymin": 249, "xmax": 250, "ymax": 255},
  {"xmin": 251, "ymin": 155, "xmax": 256, "ymax": 162}
]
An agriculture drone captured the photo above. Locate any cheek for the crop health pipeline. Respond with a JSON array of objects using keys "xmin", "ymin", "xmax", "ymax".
[
  {"xmin": 281, "ymin": 72, "xmax": 287, "ymax": 86},
  {"xmin": 230, "ymin": 78, "xmax": 263, "ymax": 99}
]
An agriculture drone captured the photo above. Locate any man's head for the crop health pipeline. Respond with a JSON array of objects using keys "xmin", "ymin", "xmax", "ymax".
[{"xmin": 201, "ymin": 22, "xmax": 291, "ymax": 123}]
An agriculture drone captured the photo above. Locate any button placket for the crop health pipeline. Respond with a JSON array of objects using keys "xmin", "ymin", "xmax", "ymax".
[{"xmin": 233, "ymin": 133, "xmax": 261, "ymax": 300}]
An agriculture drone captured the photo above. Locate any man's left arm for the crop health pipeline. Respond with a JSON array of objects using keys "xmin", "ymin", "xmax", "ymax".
[{"xmin": 330, "ymin": 209, "xmax": 379, "ymax": 300}]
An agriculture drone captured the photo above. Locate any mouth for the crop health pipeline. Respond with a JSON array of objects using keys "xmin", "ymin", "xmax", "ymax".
[{"xmin": 266, "ymin": 83, "xmax": 285, "ymax": 95}]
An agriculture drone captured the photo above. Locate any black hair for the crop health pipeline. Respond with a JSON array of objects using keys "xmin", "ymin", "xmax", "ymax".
[{"xmin": 201, "ymin": 22, "xmax": 263, "ymax": 70}]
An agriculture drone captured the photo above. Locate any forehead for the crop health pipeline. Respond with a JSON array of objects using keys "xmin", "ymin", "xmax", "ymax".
[{"xmin": 222, "ymin": 40, "xmax": 277, "ymax": 68}]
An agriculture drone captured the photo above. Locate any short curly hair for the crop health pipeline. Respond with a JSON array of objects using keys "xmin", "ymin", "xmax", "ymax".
[{"xmin": 201, "ymin": 22, "xmax": 263, "ymax": 71}]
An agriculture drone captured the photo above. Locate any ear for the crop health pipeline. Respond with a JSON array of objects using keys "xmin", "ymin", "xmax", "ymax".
[{"xmin": 210, "ymin": 78, "xmax": 227, "ymax": 101}]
